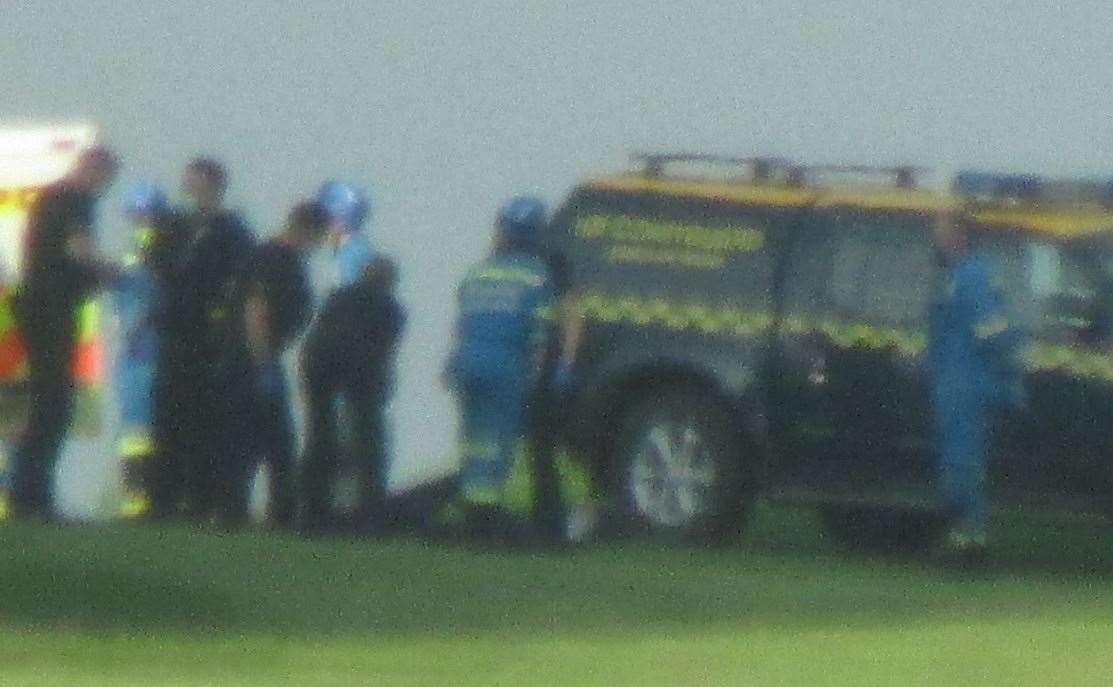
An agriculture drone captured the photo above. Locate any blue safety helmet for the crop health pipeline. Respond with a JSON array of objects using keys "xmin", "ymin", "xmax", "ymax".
[
  {"xmin": 318, "ymin": 180, "xmax": 371, "ymax": 230},
  {"xmin": 496, "ymin": 195, "xmax": 547, "ymax": 246},
  {"xmin": 121, "ymin": 181, "xmax": 167, "ymax": 219}
]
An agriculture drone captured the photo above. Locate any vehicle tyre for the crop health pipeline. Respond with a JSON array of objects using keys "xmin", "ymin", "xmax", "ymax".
[
  {"xmin": 612, "ymin": 388, "xmax": 752, "ymax": 544},
  {"xmin": 819, "ymin": 505, "xmax": 944, "ymax": 552}
]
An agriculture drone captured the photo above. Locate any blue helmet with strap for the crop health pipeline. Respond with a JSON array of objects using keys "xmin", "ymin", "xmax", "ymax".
[
  {"xmin": 318, "ymin": 180, "xmax": 371, "ymax": 231},
  {"xmin": 121, "ymin": 181, "xmax": 167, "ymax": 219},
  {"xmin": 497, "ymin": 195, "xmax": 547, "ymax": 246}
]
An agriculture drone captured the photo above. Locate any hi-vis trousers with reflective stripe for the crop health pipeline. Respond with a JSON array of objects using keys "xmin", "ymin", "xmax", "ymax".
[
  {"xmin": 458, "ymin": 379, "xmax": 527, "ymax": 508},
  {"xmin": 115, "ymin": 360, "xmax": 156, "ymax": 519}
]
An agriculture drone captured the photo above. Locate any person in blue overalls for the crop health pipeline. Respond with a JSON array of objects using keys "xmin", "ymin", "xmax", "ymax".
[
  {"xmin": 929, "ymin": 212, "xmax": 1024, "ymax": 562},
  {"xmin": 114, "ymin": 181, "xmax": 179, "ymax": 519},
  {"xmin": 445, "ymin": 196, "xmax": 555, "ymax": 543}
]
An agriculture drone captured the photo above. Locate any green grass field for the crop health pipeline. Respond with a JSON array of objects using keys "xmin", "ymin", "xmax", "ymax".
[{"xmin": 1, "ymin": 504, "xmax": 1112, "ymax": 686}]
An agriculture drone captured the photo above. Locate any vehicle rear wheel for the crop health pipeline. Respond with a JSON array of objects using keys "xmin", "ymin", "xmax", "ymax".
[
  {"xmin": 613, "ymin": 389, "xmax": 752, "ymax": 544},
  {"xmin": 819, "ymin": 505, "xmax": 944, "ymax": 552}
]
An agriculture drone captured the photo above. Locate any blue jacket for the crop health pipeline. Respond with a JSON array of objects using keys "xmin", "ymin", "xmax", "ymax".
[
  {"xmin": 113, "ymin": 237, "xmax": 161, "ymax": 365},
  {"xmin": 332, "ymin": 231, "xmax": 374, "ymax": 289},
  {"xmin": 451, "ymin": 252, "xmax": 554, "ymax": 386},
  {"xmin": 928, "ymin": 253, "xmax": 1024, "ymax": 411}
]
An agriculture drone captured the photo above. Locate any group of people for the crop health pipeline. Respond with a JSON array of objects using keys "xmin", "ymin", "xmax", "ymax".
[
  {"xmin": 7, "ymin": 144, "xmax": 576, "ymax": 544},
  {"xmin": 5, "ymin": 144, "xmax": 1018, "ymax": 558},
  {"xmin": 9, "ymin": 147, "xmax": 409, "ymax": 532}
]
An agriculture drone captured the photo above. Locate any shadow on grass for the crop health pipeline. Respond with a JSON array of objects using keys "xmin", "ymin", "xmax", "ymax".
[
  {"xmin": 0, "ymin": 503, "xmax": 1110, "ymax": 638},
  {"xmin": 0, "ymin": 561, "xmax": 241, "ymax": 632}
]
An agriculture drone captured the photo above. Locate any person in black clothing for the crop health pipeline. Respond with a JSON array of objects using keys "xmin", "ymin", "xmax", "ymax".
[
  {"xmin": 300, "ymin": 255, "xmax": 405, "ymax": 533},
  {"xmin": 525, "ymin": 248, "xmax": 581, "ymax": 543},
  {"xmin": 11, "ymin": 146, "xmax": 119, "ymax": 520},
  {"xmin": 214, "ymin": 201, "xmax": 329, "ymax": 527},
  {"xmin": 150, "ymin": 157, "xmax": 255, "ymax": 520}
]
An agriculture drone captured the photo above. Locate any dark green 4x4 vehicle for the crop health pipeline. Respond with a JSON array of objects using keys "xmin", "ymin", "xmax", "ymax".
[{"xmin": 546, "ymin": 154, "xmax": 1113, "ymax": 545}]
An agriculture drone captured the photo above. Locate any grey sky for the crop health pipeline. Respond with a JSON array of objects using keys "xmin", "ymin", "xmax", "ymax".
[{"xmin": 3, "ymin": 1, "xmax": 1112, "ymax": 512}]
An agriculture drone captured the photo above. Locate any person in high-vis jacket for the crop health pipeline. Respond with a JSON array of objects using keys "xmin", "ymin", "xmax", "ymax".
[
  {"xmin": 445, "ymin": 196, "xmax": 555, "ymax": 542},
  {"xmin": 928, "ymin": 212, "xmax": 1024, "ymax": 562},
  {"xmin": 113, "ymin": 181, "xmax": 182, "ymax": 519}
]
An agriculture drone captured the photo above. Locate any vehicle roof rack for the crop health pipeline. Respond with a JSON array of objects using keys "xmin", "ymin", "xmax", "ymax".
[
  {"xmin": 955, "ymin": 171, "xmax": 1113, "ymax": 209},
  {"xmin": 789, "ymin": 164, "xmax": 928, "ymax": 190},
  {"xmin": 952, "ymin": 171, "xmax": 1043, "ymax": 203},
  {"xmin": 631, "ymin": 152, "xmax": 794, "ymax": 183}
]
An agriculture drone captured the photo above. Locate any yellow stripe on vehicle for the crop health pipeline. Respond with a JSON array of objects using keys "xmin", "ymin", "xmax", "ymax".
[
  {"xmin": 586, "ymin": 176, "xmax": 814, "ymax": 209},
  {"xmin": 471, "ymin": 265, "xmax": 546, "ymax": 287},
  {"xmin": 1024, "ymin": 343, "xmax": 1113, "ymax": 382},
  {"xmin": 461, "ymin": 484, "xmax": 500, "ymax": 507},
  {"xmin": 973, "ymin": 208, "xmax": 1113, "ymax": 240},
  {"xmin": 973, "ymin": 316, "xmax": 1009, "ymax": 340},
  {"xmin": 576, "ymin": 291, "xmax": 919, "ymax": 353},
  {"xmin": 582, "ymin": 176, "xmax": 1113, "ymax": 240},
  {"xmin": 816, "ymin": 188, "xmax": 953, "ymax": 213},
  {"xmin": 575, "ymin": 291, "xmax": 1113, "ymax": 380}
]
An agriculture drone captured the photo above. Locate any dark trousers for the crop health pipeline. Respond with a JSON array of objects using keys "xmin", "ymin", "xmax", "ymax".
[
  {"xmin": 527, "ymin": 386, "xmax": 566, "ymax": 541},
  {"xmin": 301, "ymin": 370, "xmax": 388, "ymax": 530},
  {"xmin": 241, "ymin": 360, "xmax": 296, "ymax": 527},
  {"xmin": 12, "ymin": 317, "xmax": 76, "ymax": 518},
  {"xmin": 151, "ymin": 345, "xmax": 214, "ymax": 518}
]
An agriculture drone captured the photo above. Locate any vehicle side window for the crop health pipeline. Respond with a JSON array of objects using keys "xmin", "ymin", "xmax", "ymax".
[
  {"xmin": 826, "ymin": 218, "xmax": 934, "ymax": 327},
  {"xmin": 780, "ymin": 224, "xmax": 832, "ymax": 316},
  {"xmin": 976, "ymin": 236, "xmax": 1106, "ymax": 345}
]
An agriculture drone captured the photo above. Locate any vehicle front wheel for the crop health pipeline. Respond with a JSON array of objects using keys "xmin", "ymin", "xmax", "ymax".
[{"xmin": 612, "ymin": 389, "xmax": 753, "ymax": 544}]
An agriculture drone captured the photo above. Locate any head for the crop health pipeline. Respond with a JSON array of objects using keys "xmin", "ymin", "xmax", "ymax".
[
  {"xmin": 68, "ymin": 145, "xmax": 119, "ymax": 196},
  {"xmin": 121, "ymin": 181, "xmax": 168, "ymax": 227},
  {"xmin": 182, "ymin": 157, "xmax": 228, "ymax": 212},
  {"xmin": 284, "ymin": 200, "xmax": 330, "ymax": 251},
  {"xmin": 317, "ymin": 180, "xmax": 370, "ymax": 237},
  {"xmin": 933, "ymin": 208, "xmax": 969, "ymax": 265},
  {"xmin": 494, "ymin": 195, "xmax": 546, "ymax": 256}
]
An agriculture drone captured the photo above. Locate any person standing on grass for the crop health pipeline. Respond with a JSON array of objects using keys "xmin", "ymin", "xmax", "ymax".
[
  {"xmin": 151, "ymin": 157, "xmax": 255, "ymax": 520},
  {"xmin": 444, "ymin": 196, "xmax": 556, "ymax": 544},
  {"xmin": 10, "ymin": 146, "xmax": 119, "ymax": 521},
  {"xmin": 219, "ymin": 200, "xmax": 329, "ymax": 528},
  {"xmin": 300, "ymin": 254, "xmax": 406, "ymax": 534},
  {"xmin": 928, "ymin": 210, "xmax": 1024, "ymax": 564}
]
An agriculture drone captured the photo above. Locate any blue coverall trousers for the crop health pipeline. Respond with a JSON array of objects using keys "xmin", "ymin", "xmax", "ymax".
[
  {"xmin": 459, "ymin": 376, "xmax": 527, "ymax": 506},
  {"xmin": 932, "ymin": 376, "xmax": 991, "ymax": 536}
]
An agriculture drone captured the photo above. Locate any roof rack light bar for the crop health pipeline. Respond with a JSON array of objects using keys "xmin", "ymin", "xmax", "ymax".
[
  {"xmin": 790, "ymin": 164, "xmax": 929, "ymax": 190},
  {"xmin": 631, "ymin": 152, "xmax": 793, "ymax": 182}
]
